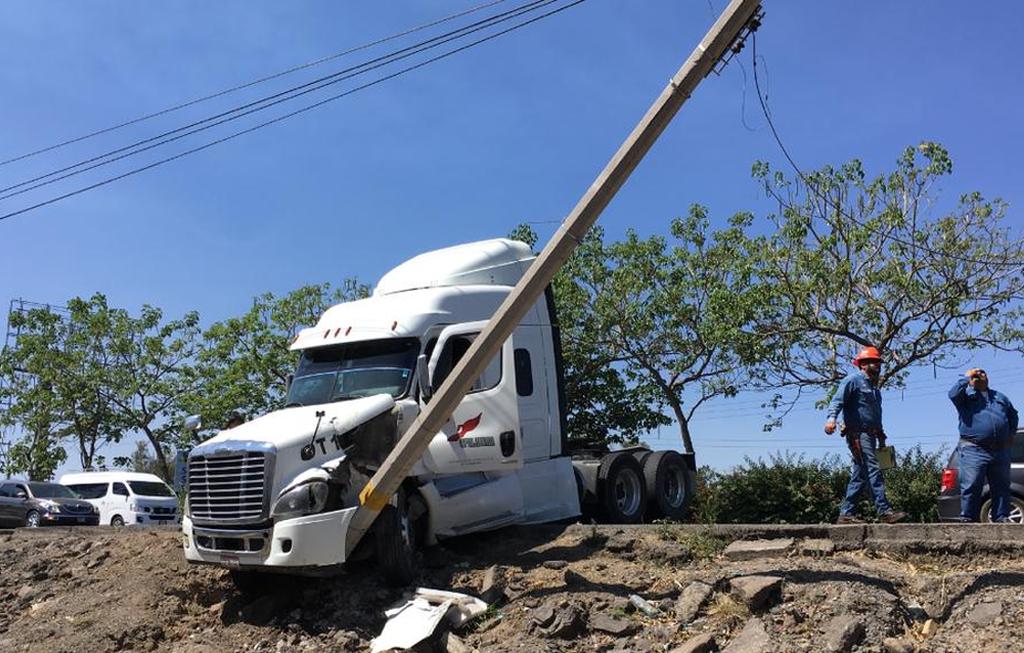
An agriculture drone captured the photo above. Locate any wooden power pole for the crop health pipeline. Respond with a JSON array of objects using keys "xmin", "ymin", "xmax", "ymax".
[{"xmin": 347, "ymin": 0, "xmax": 763, "ymax": 554}]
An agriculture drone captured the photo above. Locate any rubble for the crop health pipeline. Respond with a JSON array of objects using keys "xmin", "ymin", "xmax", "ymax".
[
  {"xmin": 3, "ymin": 525, "xmax": 1024, "ymax": 652},
  {"xmin": 729, "ymin": 575, "xmax": 782, "ymax": 611},
  {"xmin": 722, "ymin": 539, "xmax": 793, "ymax": 561},
  {"xmin": 675, "ymin": 580, "xmax": 714, "ymax": 623},
  {"xmin": 722, "ymin": 617, "xmax": 770, "ymax": 653}
]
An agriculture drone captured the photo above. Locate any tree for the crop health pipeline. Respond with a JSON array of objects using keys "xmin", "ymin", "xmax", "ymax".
[
  {"xmin": 0, "ymin": 307, "xmax": 68, "ymax": 479},
  {"xmin": 748, "ymin": 143, "xmax": 1024, "ymax": 408},
  {"xmin": 0, "ymin": 297, "xmax": 132, "ymax": 474},
  {"xmin": 124, "ymin": 440, "xmax": 166, "ymax": 479},
  {"xmin": 509, "ymin": 224, "xmax": 669, "ymax": 445},
  {"xmin": 566, "ymin": 208, "xmax": 771, "ymax": 454},
  {"xmin": 181, "ymin": 280, "xmax": 369, "ymax": 440},
  {"xmin": 102, "ymin": 303, "xmax": 203, "ymax": 481}
]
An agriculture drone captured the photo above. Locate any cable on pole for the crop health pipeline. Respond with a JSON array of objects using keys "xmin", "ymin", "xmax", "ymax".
[
  {"xmin": 749, "ymin": 32, "xmax": 1024, "ymax": 270},
  {"xmin": 0, "ymin": 0, "xmax": 588, "ymax": 223},
  {"xmin": 0, "ymin": 0, "xmax": 560, "ymax": 200}
]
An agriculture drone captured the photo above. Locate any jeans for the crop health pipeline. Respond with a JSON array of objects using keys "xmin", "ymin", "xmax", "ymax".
[
  {"xmin": 840, "ymin": 432, "xmax": 893, "ymax": 515},
  {"xmin": 959, "ymin": 442, "xmax": 1012, "ymax": 521}
]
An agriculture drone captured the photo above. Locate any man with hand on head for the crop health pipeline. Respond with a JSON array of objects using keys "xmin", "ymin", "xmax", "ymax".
[
  {"xmin": 825, "ymin": 345, "xmax": 907, "ymax": 525},
  {"xmin": 949, "ymin": 368, "xmax": 1018, "ymax": 522}
]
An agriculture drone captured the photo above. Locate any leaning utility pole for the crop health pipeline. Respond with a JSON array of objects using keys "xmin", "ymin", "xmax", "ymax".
[{"xmin": 347, "ymin": 0, "xmax": 764, "ymax": 554}]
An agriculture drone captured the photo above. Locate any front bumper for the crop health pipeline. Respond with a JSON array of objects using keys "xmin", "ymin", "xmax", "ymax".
[
  {"xmin": 42, "ymin": 513, "xmax": 99, "ymax": 526},
  {"xmin": 134, "ymin": 513, "xmax": 181, "ymax": 526},
  {"xmin": 182, "ymin": 506, "xmax": 358, "ymax": 569}
]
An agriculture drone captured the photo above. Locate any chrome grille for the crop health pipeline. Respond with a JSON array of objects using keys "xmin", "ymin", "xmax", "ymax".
[{"xmin": 188, "ymin": 451, "xmax": 268, "ymax": 523}]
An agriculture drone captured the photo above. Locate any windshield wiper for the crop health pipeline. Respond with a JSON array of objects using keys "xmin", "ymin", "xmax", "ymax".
[{"xmin": 283, "ymin": 401, "xmax": 304, "ymax": 408}]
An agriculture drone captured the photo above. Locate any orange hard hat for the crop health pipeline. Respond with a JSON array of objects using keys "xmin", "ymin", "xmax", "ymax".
[{"xmin": 853, "ymin": 346, "xmax": 882, "ymax": 367}]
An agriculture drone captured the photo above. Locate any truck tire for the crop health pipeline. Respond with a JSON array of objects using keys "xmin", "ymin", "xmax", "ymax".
[
  {"xmin": 374, "ymin": 488, "xmax": 421, "ymax": 586},
  {"xmin": 642, "ymin": 450, "xmax": 691, "ymax": 520},
  {"xmin": 597, "ymin": 452, "xmax": 647, "ymax": 523}
]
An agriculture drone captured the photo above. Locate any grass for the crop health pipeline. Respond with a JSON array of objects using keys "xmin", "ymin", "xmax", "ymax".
[
  {"xmin": 706, "ymin": 594, "xmax": 749, "ymax": 627},
  {"xmin": 652, "ymin": 520, "xmax": 727, "ymax": 560}
]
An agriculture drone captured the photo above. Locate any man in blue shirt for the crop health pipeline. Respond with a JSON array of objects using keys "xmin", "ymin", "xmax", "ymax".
[
  {"xmin": 824, "ymin": 346, "xmax": 906, "ymax": 524},
  {"xmin": 949, "ymin": 368, "xmax": 1019, "ymax": 522}
]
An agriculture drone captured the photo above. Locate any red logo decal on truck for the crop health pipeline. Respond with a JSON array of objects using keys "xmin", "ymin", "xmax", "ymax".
[{"xmin": 450, "ymin": 413, "xmax": 482, "ymax": 442}]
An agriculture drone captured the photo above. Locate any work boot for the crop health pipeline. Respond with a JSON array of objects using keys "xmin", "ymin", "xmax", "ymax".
[
  {"xmin": 836, "ymin": 514, "xmax": 865, "ymax": 524},
  {"xmin": 879, "ymin": 510, "xmax": 907, "ymax": 524}
]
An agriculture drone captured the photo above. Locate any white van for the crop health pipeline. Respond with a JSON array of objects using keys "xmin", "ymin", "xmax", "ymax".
[{"xmin": 59, "ymin": 472, "xmax": 180, "ymax": 526}]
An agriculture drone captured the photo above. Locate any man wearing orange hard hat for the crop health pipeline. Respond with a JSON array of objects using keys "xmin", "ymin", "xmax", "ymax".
[{"xmin": 824, "ymin": 345, "xmax": 907, "ymax": 524}]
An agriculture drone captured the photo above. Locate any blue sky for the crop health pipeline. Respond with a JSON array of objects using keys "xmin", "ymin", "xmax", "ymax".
[{"xmin": 1, "ymin": 1, "xmax": 1022, "ymax": 476}]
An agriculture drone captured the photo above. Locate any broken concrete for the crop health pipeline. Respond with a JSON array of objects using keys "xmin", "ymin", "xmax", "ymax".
[
  {"xmin": 589, "ymin": 613, "xmax": 638, "ymax": 636},
  {"xmin": 671, "ymin": 632, "xmax": 717, "ymax": 653},
  {"xmin": 729, "ymin": 575, "xmax": 783, "ymax": 611},
  {"xmin": 722, "ymin": 617, "xmax": 771, "ymax": 653},
  {"xmin": 798, "ymin": 538, "xmax": 835, "ymax": 556},
  {"xmin": 722, "ymin": 539, "xmax": 794, "ymax": 561},
  {"xmin": 675, "ymin": 580, "xmax": 714, "ymax": 623},
  {"xmin": 967, "ymin": 601, "xmax": 1003, "ymax": 626},
  {"xmin": 822, "ymin": 615, "xmax": 865, "ymax": 653}
]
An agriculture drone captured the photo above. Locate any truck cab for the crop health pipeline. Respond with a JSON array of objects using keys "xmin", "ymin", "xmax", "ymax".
[{"xmin": 182, "ymin": 239, "xmax": 693, "ymax": 584}]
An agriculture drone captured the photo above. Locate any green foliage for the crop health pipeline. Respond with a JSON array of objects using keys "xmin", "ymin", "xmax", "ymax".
[
  {"xmin": 512, "ymin": 206, "xmax": 774, "ymax": 453},
  {"xmin": 694, "ymin": 446, "xmax": 945, "ymax": 524},
  {"xmin": 879, "ymin": 445, "xmax": 946, "ymax": 522},
  {"xmin": 510, "ymin": 224, "xmax": 669, "ymax": 445},
  {"xmin": 180, "ymin": 280, "xmax": 368, "ymax": 442},
  {"xmin": 0, "ymin": 296, "xmax": 127, "ymax": 477},
  {"xmin": 748, "ymin": 143, "xmax": 1024, "ymax": 415}
]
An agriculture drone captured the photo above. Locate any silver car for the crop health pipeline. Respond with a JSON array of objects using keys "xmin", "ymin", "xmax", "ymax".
[{"xmin": 0, "ymin": 480, "xmax": 99, "ymax": 528}]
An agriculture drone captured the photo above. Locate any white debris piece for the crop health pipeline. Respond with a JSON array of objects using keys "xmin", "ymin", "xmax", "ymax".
[{"xmin": 370, "ymin": 588, "xmax": 488, "ymax": 653}]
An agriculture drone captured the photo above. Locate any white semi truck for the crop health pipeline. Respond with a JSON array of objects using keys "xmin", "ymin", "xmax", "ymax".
[{"xmin": 182, "ymin": 239, "xmax": 695, "ymax": 585}]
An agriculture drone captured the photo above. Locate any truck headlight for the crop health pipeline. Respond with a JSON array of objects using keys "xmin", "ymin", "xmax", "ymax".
[
  {"xmin": 45, "ymin": 502, "xmax": 61, "ymax": 513},
  {"xmin": 272, "ymin": 481, "xmax": 329, "ymax": 520}
]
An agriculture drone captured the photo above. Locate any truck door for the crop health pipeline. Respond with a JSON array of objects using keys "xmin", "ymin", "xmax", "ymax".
[{"xmin": 425, "ymin": 321, "xmax": 523, "ymax": 472}]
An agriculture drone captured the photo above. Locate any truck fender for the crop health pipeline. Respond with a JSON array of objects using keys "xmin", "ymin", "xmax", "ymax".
[{"xmin": 570, "ymin": 459, "xmax": 601, "ymax": 506}]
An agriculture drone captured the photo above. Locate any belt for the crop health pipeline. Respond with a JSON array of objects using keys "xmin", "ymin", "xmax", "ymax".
[{"xmin": 959, "ymin": 438, "xmax": 1009, "ymax": 451}]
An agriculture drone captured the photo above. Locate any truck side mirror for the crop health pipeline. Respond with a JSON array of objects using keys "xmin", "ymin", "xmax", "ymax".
[
  {"xmin": 183, "ymin": 415, "xmax": 202, "ymax": 432},
  {"xmin": 285, "ymin": 373, "xmax": 294, "ymax": 392},
  {"xmin": 416, "ymin": 354, "xmax": 432, "ymax": 403}
]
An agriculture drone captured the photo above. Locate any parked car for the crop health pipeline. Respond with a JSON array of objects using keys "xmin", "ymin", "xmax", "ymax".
[
  {"xmin": 938, "ymin": 429, "xmax": 1024, "ymax": 523},
  {"xmin": 0, "ymin": 480, "xmax": 100, "ymax": 528},
  {"xmin": 59, "ymin": 471, "xmax": 180, "ymax": 526}
]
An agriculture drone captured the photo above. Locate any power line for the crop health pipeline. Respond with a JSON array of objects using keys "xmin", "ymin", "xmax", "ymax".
[
  {"xmin": 0, "ymin": 0, "xmax": 560, "ymax": 200},
  {"xmin": 0, "ymin": 0, "xmax": 511, "ymax": 168},
  {"xmin": 749, "ymin": 32, "xmax": 1024, "ymax": 270},
  {"xmin": 686, "ymin": 369, "xmax": 1024, "ymax": 420},
  {"xmin": 0, "ymin": 0, "xmax": 587, "ymax": 223}
]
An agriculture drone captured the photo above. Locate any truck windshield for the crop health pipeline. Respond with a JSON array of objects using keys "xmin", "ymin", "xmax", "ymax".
[{"xmin": 285, "ymin": 338, "xmax": 419, "ymax": 407}]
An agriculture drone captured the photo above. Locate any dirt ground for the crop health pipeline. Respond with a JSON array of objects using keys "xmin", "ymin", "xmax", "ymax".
[{"xmin": 1, "ymin": 525, "xmax": 1022, "ymax": 653}]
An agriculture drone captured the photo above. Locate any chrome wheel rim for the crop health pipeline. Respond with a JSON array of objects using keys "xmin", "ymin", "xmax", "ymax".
[
  {"xmin": 663, "ymin": 465, "xmax": 687, "ymax": 508},
  {"xmin": 615, "ymin": 468, "xmax": 643, "ymax": 516}
]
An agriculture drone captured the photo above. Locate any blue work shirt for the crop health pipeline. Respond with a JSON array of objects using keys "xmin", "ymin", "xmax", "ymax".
[
  {"xmin": 826, "ymin": 370, "xmax": 883, "ymax": 432},
  {"xmin": 948, "ymin": 378, "xmax": 1019, "ymax": 447}
]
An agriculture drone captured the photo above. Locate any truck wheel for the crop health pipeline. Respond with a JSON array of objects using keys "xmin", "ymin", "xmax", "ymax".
[
  {"xmin": 111, "ymin": 515, "xmax": 124, "ymax": 527},
  {"xmin": 374, "ymin": 488, "xmax": 421, "ymax": 586},
  {"xmin": 597, "ymin": 452, "xmax": 647, "ymax": 523},
  {"xmin": 642, "ymin": 451, "xmax": 691, "ymax": 520},
  {"xmin": 25, "ymin": 510, "xmax": 40, "ymax": 528}
]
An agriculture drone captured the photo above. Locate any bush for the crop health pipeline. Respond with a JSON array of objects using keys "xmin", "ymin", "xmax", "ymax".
[
  {"xmin": 692, "ymin": 445, "xmax": 945, "ymax": 524},
  {"xmin": 878, "ymin": 445, "xmax": 947, "ymax": 522}
]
